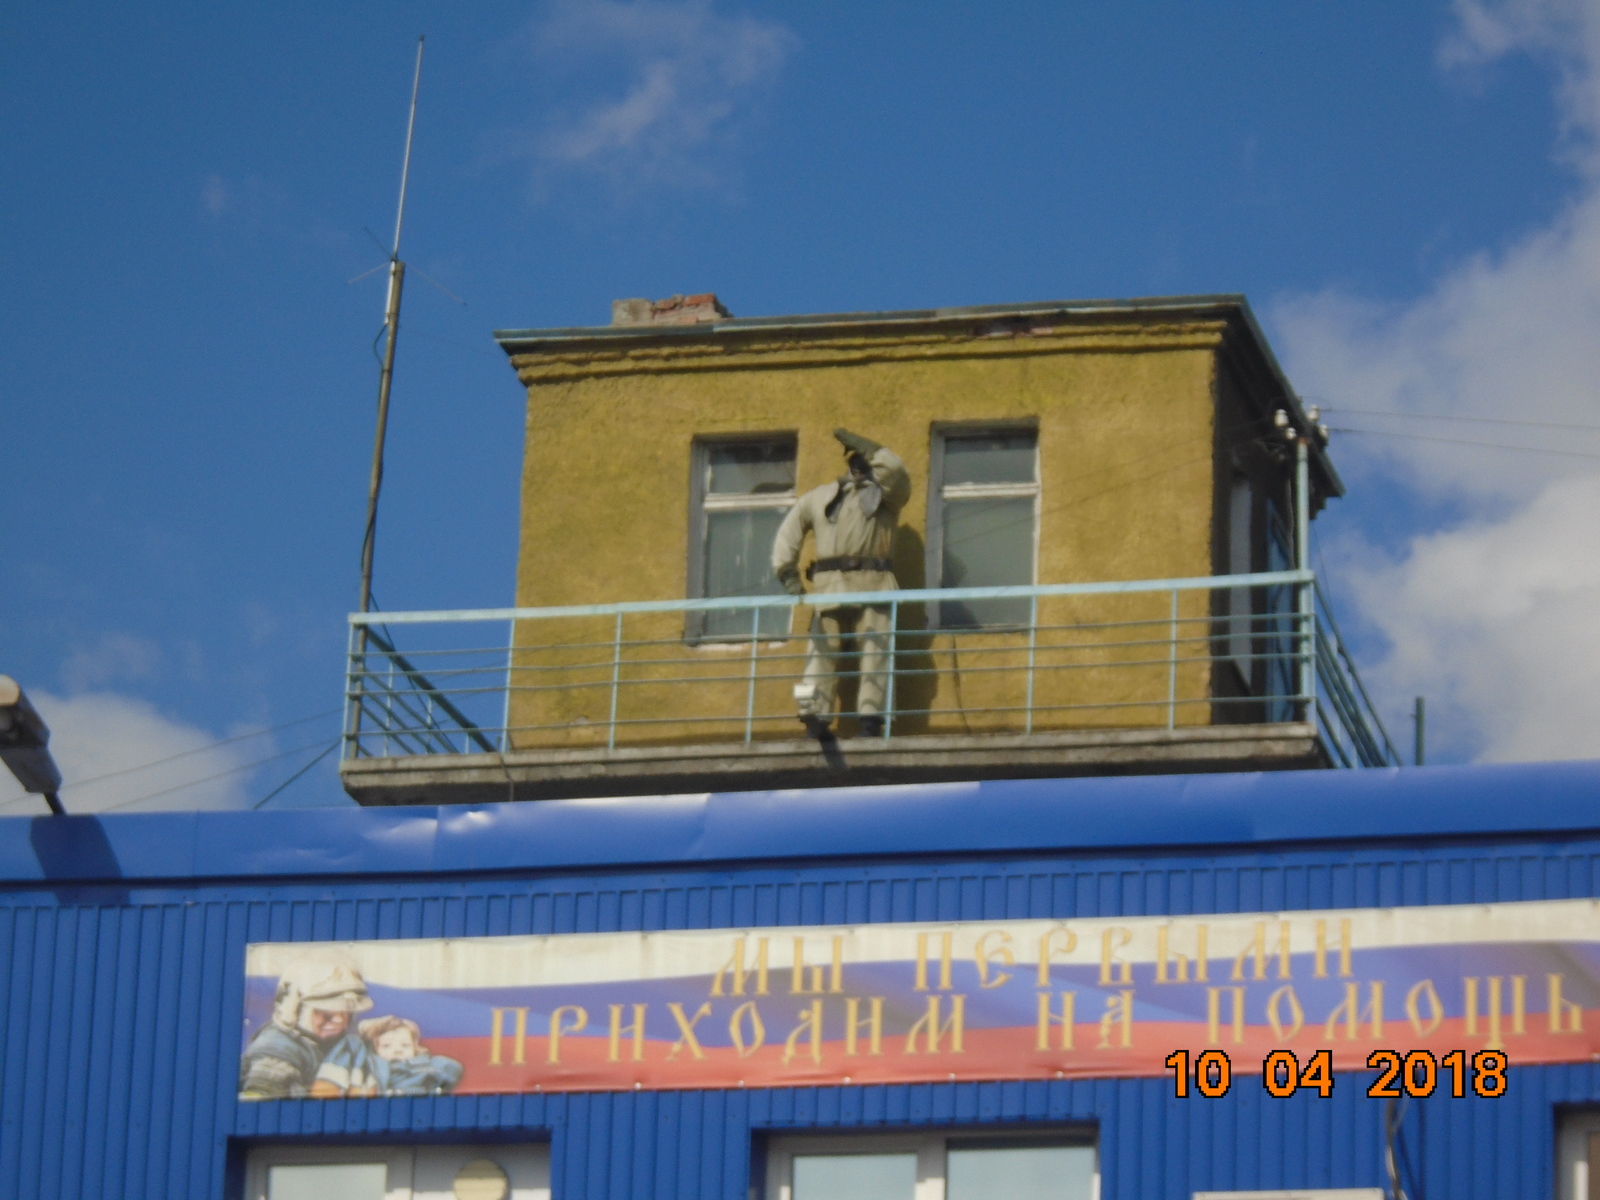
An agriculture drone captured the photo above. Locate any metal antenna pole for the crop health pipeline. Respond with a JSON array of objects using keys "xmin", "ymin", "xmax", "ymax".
[{"xmin": 358, "ymin": 35, "xmax": 425, "ymax": 625}]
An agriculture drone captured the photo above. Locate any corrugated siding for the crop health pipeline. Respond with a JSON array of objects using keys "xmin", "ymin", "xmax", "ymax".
[{"xmin": 4, "ymin": 834, "xmax": 1600, "ymax": 1199}]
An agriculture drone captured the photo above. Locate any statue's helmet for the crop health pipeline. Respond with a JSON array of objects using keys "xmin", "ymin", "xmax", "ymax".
[{"xmin": 271, "ymin": 958, "xmax": 374, "ymax": 1031}]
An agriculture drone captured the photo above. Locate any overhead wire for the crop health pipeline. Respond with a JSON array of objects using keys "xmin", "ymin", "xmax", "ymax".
[
  {"xmin": 95, "ymin": 734, "xmax": 346, "ymax": 813},
  {"xmin": 252, "ymin": 740, "xmax": 343, "ymax": 810},
  {"xmin": 1327, "ymin": 427, "xmax": 1600, "ymax": 460},
  {"xmin": 0, "ymin": 706, "xmax": 345, "ymax": 812},
  {"xmin": 1322, "ymin": 406, "xmax": 1600, "ymax": 434}
]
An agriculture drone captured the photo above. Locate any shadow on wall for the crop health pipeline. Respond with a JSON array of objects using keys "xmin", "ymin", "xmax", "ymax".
[{"xmin": 30, "ymin": 815, "xmax": 129, "ymax": 907}]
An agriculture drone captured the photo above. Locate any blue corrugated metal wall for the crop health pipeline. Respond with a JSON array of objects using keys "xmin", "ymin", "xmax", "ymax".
[{"xmin": 5, "ymin": 833, "xmax": 1600, "ymax": 1199}]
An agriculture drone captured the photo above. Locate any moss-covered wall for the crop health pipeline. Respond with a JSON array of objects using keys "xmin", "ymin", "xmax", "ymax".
[{"xmin": 502, "ymin": 316, "xmax": 1233, "ymax": 745}]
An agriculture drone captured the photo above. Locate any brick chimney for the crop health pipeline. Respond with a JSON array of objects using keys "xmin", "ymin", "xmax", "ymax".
[{"xmin": 611, "ymin": 293, "xmax": 732, "ymax": 327}]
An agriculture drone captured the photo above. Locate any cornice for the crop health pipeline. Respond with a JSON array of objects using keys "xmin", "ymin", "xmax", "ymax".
[{"xmin": 509, "ymin": 319, "xmax": 1228, "ymax": 387}]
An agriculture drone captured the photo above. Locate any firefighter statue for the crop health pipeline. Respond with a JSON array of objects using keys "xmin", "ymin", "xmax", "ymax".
[{"xmin": 771, "ymin": 428, "xmax": 912, "ymax": 738}]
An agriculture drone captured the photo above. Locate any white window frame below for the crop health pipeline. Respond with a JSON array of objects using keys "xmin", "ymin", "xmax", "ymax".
[
  {"xmin": 926, "ymin": 424, "xmax": 1041, "ymax": 632},
  {"xmin": 686, "ymin": 434, "xmax": 798, "ymax": 643},
  {"xmin": 765, "ymin": 1130, "xmax": 1098, "ymax": 1200},
  {"xmin": 244, "ymin": 1142, "xmax": 551, "ymax": 1200},
  {"xmin": 1556, "ymin": 1108, "xmax": 1600, "ymax": 1200}
]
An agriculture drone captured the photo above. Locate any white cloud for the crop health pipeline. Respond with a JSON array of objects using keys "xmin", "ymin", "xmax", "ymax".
[
  {"xmin": 522, "ymin": 0, "xmax": 798, "ymax": 191},
  {"xmin": 60, "ymin": 631, "xmax": 165, "ymax": 692},
  {"xmin": 0, "ymin": 690, "xmax": 265, "ymax": 814},
  {"xmin": 1340, "ymin": 476, "xmax": 1600, "ymax": 761},
  {"xmin": 1273, "ymin": 0, "xmax": 1600, "ymax": 762}
]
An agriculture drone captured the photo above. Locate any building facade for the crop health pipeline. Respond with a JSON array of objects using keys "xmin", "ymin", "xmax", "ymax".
[
  {"xmin": 339, "ymin": 296, "xmax": 1387, "ymax": 808},
  {"xmin": 4, "ymin": 762, "xmax": 1600, "ymax": 1199}
]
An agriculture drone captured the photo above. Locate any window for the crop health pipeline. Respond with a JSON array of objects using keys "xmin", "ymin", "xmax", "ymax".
[
  {"xmin": 688, "ymin": 436, "xmax": 797, "ymax": 640},
  {"xmin": 929, "ymin": 428, "xmax": 1040, "ymax": 629},
  {"xmin": 245, "ymin": 1143, "xmax": 550, "ymax": 1200},
  {"xmin": 1556, "ymin": 1109, "xmax": 1600, "ymax": 1200},
  {"xmin": 767, "ymin": 1132, "xmax": 1096, "ymax": 1200}
]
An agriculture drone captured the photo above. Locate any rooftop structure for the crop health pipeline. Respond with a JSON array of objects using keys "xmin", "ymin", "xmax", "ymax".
[{"xmin": 341, "ymin": 295, "xmax": 1397, "ymax": 806}]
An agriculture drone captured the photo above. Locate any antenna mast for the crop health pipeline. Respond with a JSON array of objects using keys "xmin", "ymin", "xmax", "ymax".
[{"xmin": 358, "ymin": 35, "xmax": 425, "ymax": 622}]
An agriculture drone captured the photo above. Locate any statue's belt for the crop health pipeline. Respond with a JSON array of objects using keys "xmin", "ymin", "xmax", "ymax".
[{"xmin": 806, "ymin": 556, "xmax": 893, "ymax": 579}]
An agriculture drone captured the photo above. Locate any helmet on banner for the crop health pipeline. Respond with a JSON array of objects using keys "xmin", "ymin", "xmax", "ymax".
[{"xmin": 271, "ymin": 958, "xmax": 374, "ymax": 1033}]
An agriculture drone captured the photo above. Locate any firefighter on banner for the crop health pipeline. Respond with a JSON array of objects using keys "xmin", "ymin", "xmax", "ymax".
[{"xmin": 771, "ymin": 428, "xmax": 912, "ymax": 738}]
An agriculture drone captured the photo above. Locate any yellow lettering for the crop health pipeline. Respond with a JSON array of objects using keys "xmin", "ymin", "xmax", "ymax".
[
  {"xmin": 667, "ymin": 1001, "xmax": 712, "ymax": 1060},
  {"xmin": 1155, "ymin": 926, "xmax": 1188, "ymax": 983},
  {"xmin": 1097, "ymin": 990, "xmax": 1134, "ymax": 1049},
  {"xmin": 916, "ymin": 932, "xmax": 954, "ymax": 992},
  {"xmin": 1036, "ymin": 928, "xmax": 1077, "ymax": 987},
  {"xmin": 1266, "ymin": 985, "xmax": 1304, "ymax": 1041},
  {"xmin": 548, "ymin": 1005, "xmax": 588, "ymax": 1064},
  {"xmin": 489, "ymin": 1006, "xmax": 529, "ymax": 1065},
  {"xmin": 1323, "ymin": 981, "xmax": 1383, "ymax": 1041},
  {"xmin": 790, "ymin": 936, "xmax": 843, "ymax": 995},
  {"xmin": 1549, "ymin": 974, "xmax": 1584, "ymax": 1034},
  {"xmin": 1405, "ymin": 980, "xmax": 1443, "ymax": 1036},
  {"xmin": 904, "ymin": 994, "xmax": 966, "ymax": 1054},
  {"xmin": 711, "ymin": 937, "xmax": 770, "ymax": 997},
  {"xmin": 1230, "ymin": 922, "xmax": 1267, "ymax": 982},
  {"xmin": 783, "ymin": 999, "xmax": 824, "ymax": 1064},
  {"xmin": 1034, "ymin": 991, "xmax": 1076, "ymax": 1051},
  {"xmin": 1464, "ymin": 976, "xmax": 1517, "ymax": 1049},
  {"xmin": 1099, "ymin": 928, "xmax": 1133, "ymax": 985},
  {"xmin": 1314, "ymin": 919, "xmax": 1352, "ymax": 979},
  {"xmin": 974, "ymin": 931, "xmax": 1014, "ymax": 989},
  {"xmin": 608, "ymin": 1003, "xmax": 646, "ymax": 1062},
  {"xmin": 728, "ymin": 1001, "xmax": 765, "ymax": 1057},
  {"xmin": 844, "ymin": 997, "xmax": 884, "ymax": 1056},
  {"xmin": 1206, "ymin": 986, "xmax": 1246, "ymax": 1045}
]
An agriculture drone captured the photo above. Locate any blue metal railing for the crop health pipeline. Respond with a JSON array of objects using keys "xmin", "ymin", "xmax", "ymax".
[{"xmin": 343, "ymin": 570, "xmax": 1401, "ymax": 768}]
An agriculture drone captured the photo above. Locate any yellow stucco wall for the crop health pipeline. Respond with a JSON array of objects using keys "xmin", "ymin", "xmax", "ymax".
[{"xmin": 504, "ymin": 318, "xmax": 1227, "ymax": 747}]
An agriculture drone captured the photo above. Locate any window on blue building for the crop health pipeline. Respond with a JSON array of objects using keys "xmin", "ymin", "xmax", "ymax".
[
  {"xmin": 247, "ymin": 1143, "xmax": 550, "ymax": 1200},
  {"xmin": 768, "ymin": 1132, "xmax": 1096, "ymax": 1200}
]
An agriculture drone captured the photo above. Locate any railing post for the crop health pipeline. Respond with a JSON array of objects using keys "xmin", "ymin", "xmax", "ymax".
[
  {"xmin": 1296, "ymin": 435, "xmax": 1316, "ymax": 721},
  {"xmin": 500, "ymin": 618, "xmax": 515, "ymax": 754},
  {"xmin": 1025, "ymin": 594, "xmax": 1037, "ymax": 735},
  {"xmin": 344, "ymin": 621, "xmax": 361, "ymax": 760},
  {"xmin": 1167, "ymin": 588, "xmax": 1179, "ymax": 730},
  {"xmin": 607, "ymin": 611, "xmax": 623, "ymax": 751},
  {"xmin": 744, "ymin": 604, "xmax": 760, "ymax": 744},
  {"xmin": 883, "ymin": 599, "xmax": 898, "ymax": 738}
]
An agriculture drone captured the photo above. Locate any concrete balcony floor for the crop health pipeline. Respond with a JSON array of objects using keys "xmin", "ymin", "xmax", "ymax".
[{"xmin": 340, "ymin": 721, "xmax": 1327, "ymax": 806}]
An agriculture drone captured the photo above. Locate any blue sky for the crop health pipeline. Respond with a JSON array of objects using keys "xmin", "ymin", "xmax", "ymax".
[{"xmin": 4, "ymin": 1, "xmax": 1598, "ymax": 812}]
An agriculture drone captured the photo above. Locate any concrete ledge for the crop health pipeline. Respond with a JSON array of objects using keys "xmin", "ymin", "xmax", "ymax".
[{"xmin": 340, "ymin": 723, "xmax": 1328, "ymax": 806}]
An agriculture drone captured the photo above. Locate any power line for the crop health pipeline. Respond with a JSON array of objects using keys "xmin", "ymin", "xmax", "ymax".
[
  {"xmin": 0, "ymin": 706, "xmax": 344, "ymax": 811},
  {"xmin": 1328, "ymin": 427, "xmax": 1600, "ymax": 460},
  {"xmin": 95, "ymin": 735, "xmax": 344, "ymax": 813},
  {"xmin": 252, "ymin": 739, "xmax": 342, "ymax": 810},
  {"xmin": 1323, "ymin": 407, "xmax": 1600, "ymax": 434}
]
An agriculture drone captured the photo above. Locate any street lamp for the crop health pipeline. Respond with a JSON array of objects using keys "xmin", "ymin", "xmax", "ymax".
[{"xmin": 0, "ymin": 675, "xmax": 65, "ymax": 814}]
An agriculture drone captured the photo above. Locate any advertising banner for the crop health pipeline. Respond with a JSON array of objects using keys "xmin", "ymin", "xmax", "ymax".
[{"xmin": 238, "ymin": 898, "xmax": 1600, "ymax": 1099}]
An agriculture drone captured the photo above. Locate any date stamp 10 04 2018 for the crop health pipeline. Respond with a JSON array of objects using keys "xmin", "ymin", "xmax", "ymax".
[{"xmin": 1162, "ymin": 1048, "xmax": 1510, "ymax": 1100}]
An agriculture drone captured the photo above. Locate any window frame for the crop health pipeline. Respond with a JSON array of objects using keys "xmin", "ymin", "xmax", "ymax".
[
  {"xmin": 685, "ymin": 432, "xmax": 799, "ymax": 644},
  {"xmin": 243, "ymin": 1142, "xmax": 552, "ymax": 1200},
  {"xmin": 765, "ymin": 1128, "xmax": 1098, "ymax": 1200},
  {"xmin": 1556, "ymin": 1108, "xmax": 1600, "ymax": 1200},
  {"xmin": 926, "ymin": 422, "xmax": 1042, "ymax": 632}
]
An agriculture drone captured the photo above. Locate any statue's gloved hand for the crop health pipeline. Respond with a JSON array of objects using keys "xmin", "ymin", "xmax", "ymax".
[
  {"xmin": 833, "ymin": 428, "xmax": 882, "ymax": 457},
  {"xmin": 777, "ymin": 567, "xmax": 805, "ymax": 596}
]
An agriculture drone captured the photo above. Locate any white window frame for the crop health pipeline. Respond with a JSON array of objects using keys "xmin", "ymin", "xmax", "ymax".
[
  {"xmin": 244, "ymin": 1142, "xmax": 551, "ymax": 1200},
  {"xmin": 926, "ymin": 424, "xmax": 1041, "ymax": 631},
  {"xmin": 686, "ymin": 434, "xmax": 798, "ymax": 643},
  {"xmin": 765, "ymin": 1130, "xmax": 1098, "ymax": 1200},
  {"xmin": 1556, "ymin": 1108, "xmax": 1600, "ymax": 1200}
]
